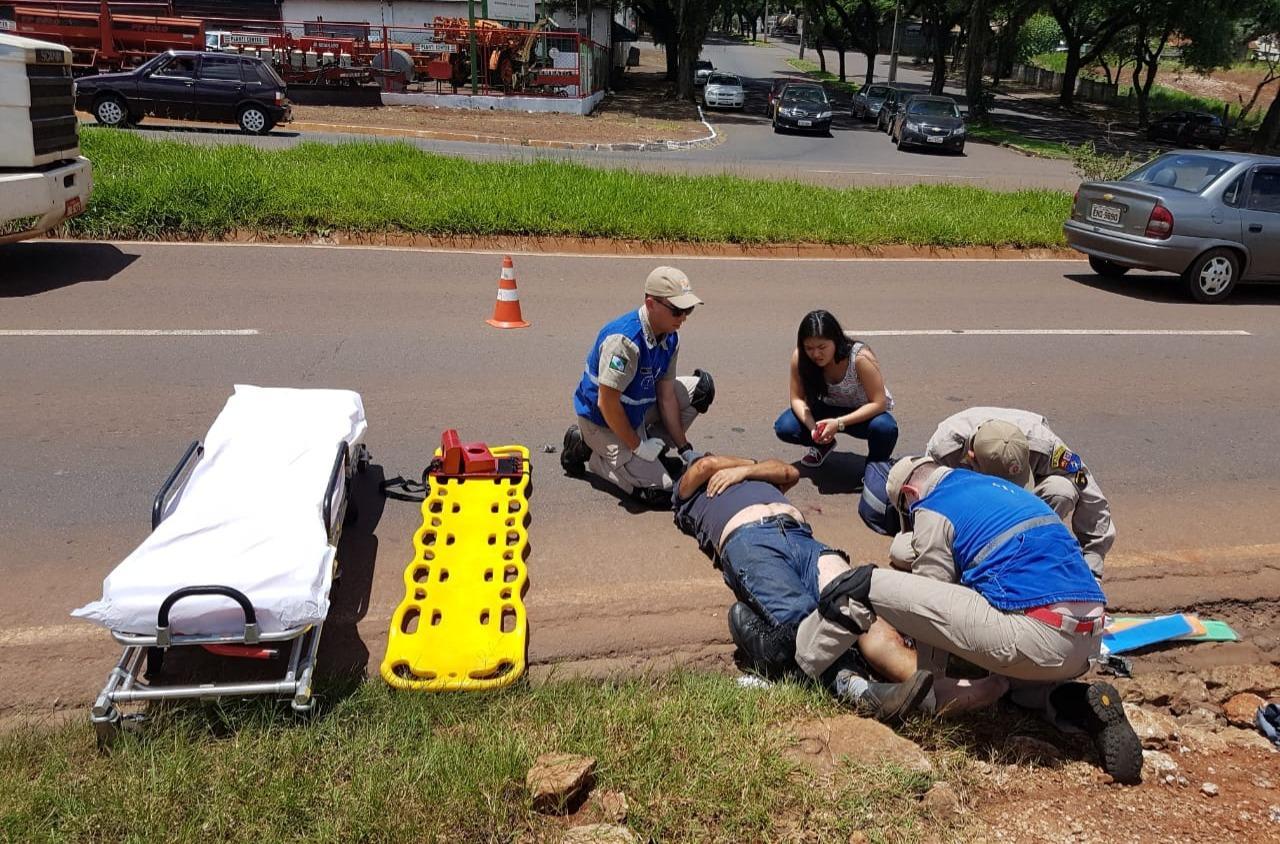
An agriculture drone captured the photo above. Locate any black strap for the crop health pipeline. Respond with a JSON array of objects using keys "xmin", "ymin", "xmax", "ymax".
[{"xmin": 379, "ymin": 464, "xmax": 432, "ymax": 502}]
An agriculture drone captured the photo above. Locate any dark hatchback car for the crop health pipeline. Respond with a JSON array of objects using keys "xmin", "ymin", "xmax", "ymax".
[
  {"xmin": 75, "ymin": 51, "xmax": 291, "ymax": 135},
  {"xmin": 772, "ymin": 82, "xmax": 832, "ymax": 134},
  {"xmin": 890, "ymin": 95, "xmax": 966, "ymax": 153},
  {"xmin": 851, "ymin": 82, "xmax": 891, "ymax": 120},
  {"xmin": 875, "ymin": 86, "xmax": 908, "ymax": 132},
  {"xmin": 1146, "ymin": 110, "xmax": 1227, "ymax": 150}
]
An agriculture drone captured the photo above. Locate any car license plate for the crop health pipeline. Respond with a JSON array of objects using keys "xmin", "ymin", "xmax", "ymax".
[
  {"xmin": 1089, "ymin": 203, "xmax": 1122, "ymax": 225},
  {"xmin": 798, "ymin": 119, "xmax": 812, "ymax": 126},
  {"xmin": 64, "ymin": 196, "xmax": 83, "ymax": 217},
  {"xmin": 926, "ymin": 136, "xmax": 944, "ymax": 143}
]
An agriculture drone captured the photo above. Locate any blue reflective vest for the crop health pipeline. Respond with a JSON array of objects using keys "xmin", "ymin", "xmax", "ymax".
[
  {"xmin": 572, "ymin": 309, "xmax": 678, "ymax": 430},
  {"xmin": 912, "ymin": 469, "xmax": 1105, "ymax": 611}
]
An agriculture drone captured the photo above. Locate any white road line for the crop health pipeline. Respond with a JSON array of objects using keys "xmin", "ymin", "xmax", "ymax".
[
  {"xmin": 57, "ymin": 240, "xmax": 1087, "ymax": 262},
  {"xmin": 851, "ymin": 329, "xmax": 1252, "ymax": 336},
  {"xmin": 0, "ymin": 329, "xmax": 259, "ymax": 336}
]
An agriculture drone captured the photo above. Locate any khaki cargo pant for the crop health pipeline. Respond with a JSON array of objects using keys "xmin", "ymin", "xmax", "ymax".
[
  {"xmin": 795, "ymin": 567, "xmax": 1100, "ymax": 684},
  {"xmin": 576, "ymin": 374, "xmax": 701, "ymax": 495}
]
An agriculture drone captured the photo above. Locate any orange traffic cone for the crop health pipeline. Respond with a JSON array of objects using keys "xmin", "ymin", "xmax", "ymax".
[{"xmin": 486, "ymin": 255, "xmax": 530, "ymax": 329}]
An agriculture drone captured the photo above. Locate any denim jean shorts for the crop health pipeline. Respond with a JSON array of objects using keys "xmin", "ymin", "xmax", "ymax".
[{"xmin": 719, "ymin": 515, "xmax": 837, "ymax": 626}]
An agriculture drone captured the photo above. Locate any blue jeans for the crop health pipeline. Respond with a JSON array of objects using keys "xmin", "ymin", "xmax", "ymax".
[
  {"xmin": 719, "ymin": 516, "xmax": 828, "ymax": 626},
  {"xmin": 774, "ymin": 404, "xmax": 898, "ymax": 462}
]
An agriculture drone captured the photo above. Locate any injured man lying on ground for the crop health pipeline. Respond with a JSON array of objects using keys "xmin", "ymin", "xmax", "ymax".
[{"xmin": 671, "ymin": 451, "xmax": 996, "ymax": 723}]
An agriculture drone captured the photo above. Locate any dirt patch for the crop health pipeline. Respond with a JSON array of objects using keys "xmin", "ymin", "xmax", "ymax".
[
  {"xmin": 291, "ymin": 45, "xmax": 705, "ymax": 146},
  {"xmin": 292, "ymin": 100, "xmax": 707, "ymax": 145},
  {"xmin": 93, "ymin": 229, "xmax": 1079, "ymax": 260}
]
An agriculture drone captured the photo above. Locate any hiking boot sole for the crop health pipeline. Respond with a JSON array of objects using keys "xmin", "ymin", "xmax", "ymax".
[
  {"xmin": 561, "ymin": 425, "xmax": 588, "ymax": 478},
  {"xmin": 1087, "ymin": 681, "xmax": 1143, "ymax": 784},
  {"xmin": 877, "ymin": 669, "xmax": 935, "ymax": 723}
]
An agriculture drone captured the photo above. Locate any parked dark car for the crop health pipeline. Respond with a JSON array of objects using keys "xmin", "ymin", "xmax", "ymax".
[
  {"xmin": 768, "ymin": 77, "xmax": 801, "ymax": 111},
  {"xmin": 875, "ymin": 86, "xmax": 908, "ymax": 132},
  {"xmin": 851, "ymin": 82, "xmax": 891, "ymax": 120},
  {"xmin": 75, "ymin": 51, "xmax": 291, "ymax": 135},
  {"xmin": 772, "ymin": 82, "xmax": 832, "ymax": 134},
  {"xmin": 889, "ymin": 95, "xmax": 966, "ymax": 153},
  {"xmin": 1064, "ymin": 152, "xmax": 1280, "ymax": 302},
  {"xmin": 1146, "ymin": 110, "xmax": 1227, "ymax": 150}
]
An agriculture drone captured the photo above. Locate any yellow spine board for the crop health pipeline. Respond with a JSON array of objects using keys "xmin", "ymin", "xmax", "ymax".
[{"xmin": 380, "ymin": 445, "xmax": 530, "ymax": 691}]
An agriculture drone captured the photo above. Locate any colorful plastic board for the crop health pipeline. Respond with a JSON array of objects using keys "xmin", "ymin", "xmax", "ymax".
[
  {"xmin": 380, "ymin": 445, "xmax": 530, "ymax": 691},
  {"xmin": 1106, "ymin": 614, "xmax": 1206, "ymax": 638},
  {"xmin": 1100, "ymin": 614, "xmax": 1196, "ymax": 655},
  {"xmin": 1107, "ymin": 615, "xmax": 1238, "ymax": 642}
]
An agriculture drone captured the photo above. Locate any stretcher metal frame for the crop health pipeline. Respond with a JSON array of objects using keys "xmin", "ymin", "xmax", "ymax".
[{"xmin": 90, "ymin": 438, "xmax": 368, "ymax": 743}]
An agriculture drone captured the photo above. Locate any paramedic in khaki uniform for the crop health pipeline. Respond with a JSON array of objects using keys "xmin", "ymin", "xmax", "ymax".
[
  {"xmin": 560, "ymin": 267, "xmax": 715, "ymax": 508},
  {"xmin": 923, "ymin": 408, "xmax": 1115, "ymax": 579},
  {"xmin": 795, "ymin": 456, "xmax": 1143, "ymax": 784}
]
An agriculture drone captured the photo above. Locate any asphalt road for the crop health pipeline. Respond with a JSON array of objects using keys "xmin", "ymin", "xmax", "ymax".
[
  {"xmin": 3, "ymin": 240, "xmax": 1279, "ymax": 716},
  {"xmin": 116, "ymin": 41, "xmax": 1079, "ymax": 191}
]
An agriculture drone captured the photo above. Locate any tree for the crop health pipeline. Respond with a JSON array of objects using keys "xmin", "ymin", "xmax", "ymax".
[
  {"xmin": 1049, "ymin": 0, "xmax": 1138, "ymax": 105},
  {"xmin": 674, "ymin": 0, "xmax": 719, "ymax": 99},
  {"xmin": 633, "ymin": 0, "xmax": 680, "ymax": 81},
  {"xmin": 965, "ymin": 0, "xmax": 993, "ymax": 118},
  {"xmin": 822, "ymin": 0, "xmax": 895, "ymax": 86},
  {"xmin": 992, "ymin": 0, "xmax": 1047, "ymax": 82},
  {"xmin": 914, "ymin": 0, "xmax": 968, "ymax": 94}
]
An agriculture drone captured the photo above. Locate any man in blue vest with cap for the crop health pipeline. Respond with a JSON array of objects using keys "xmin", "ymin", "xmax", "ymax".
[
  {"xmin": 561, "ymin": 266, "xmax": 715, "ymax": 508},
  {"xmin": 795, "ymin": 455, "xmax": 1143, "ymax": 783}
]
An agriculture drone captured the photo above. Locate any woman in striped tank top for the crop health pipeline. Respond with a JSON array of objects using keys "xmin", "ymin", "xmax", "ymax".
[{"xmin": 774, "ymin": 309, "xmax": 898, "ymax": 468}]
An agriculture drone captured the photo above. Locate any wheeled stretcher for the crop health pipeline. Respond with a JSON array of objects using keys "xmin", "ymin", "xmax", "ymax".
[{"xmin": 72, "ymin": 385, "xmax": 368, "ymax": 741}]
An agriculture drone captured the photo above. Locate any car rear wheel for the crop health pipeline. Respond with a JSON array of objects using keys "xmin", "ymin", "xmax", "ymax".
[
  {"xmin": 94, "ymin": 95, "xmax": 130, "ymax": 128},
  {"xmin": 238, "ymin": 104, "xmax": 271, "ymax": 135},
  {"xmin": 1183, "ymin": 248, "xmax": 1240, "ymax": 303},
  {"xmin": 1088, "ymin": 256, "xmax": 1130, "ymax": 278}
]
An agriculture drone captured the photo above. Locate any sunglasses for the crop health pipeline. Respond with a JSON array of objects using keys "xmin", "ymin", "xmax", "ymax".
[{"xmin": 654, "ymin": 298, "xmax": 695, "ymax": 318}]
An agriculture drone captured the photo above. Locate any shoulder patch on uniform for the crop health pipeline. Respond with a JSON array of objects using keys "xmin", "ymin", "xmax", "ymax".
[
  {"xmin": 608, "ymin": 354, "xmax": 628, "ymax": 373},
  {"xmin": 1051, "ymin": 444, "xmax": 1082, "ymax": 474}
]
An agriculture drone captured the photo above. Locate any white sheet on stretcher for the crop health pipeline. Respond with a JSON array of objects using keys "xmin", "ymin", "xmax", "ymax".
[{"xmin": 72, "ymin": 385, "xmax": 367, "ymax": 637}]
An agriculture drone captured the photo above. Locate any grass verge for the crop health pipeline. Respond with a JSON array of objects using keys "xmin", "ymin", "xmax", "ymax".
[
  {"xmin": 0, "ymin": 672, "xmax": 954, "ymax": 842},
  {"xmin": 966, "ymin": 124, "xmax": 1074, "ymax": 159},
  {"xmin": 784, "ymin": 58, "xmax": 861, "ymax": 95},
  {"xmin": 73, "ymin": 129, "xmax": 1071, "ymax": 247}
]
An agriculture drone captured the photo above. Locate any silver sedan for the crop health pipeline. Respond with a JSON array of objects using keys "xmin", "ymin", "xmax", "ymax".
[
  {"xmin": 702, "ymin": 73, "xmax": 746, "ymax": 110},
  {"xmin": 1064, "ymin": 151, "xmax": 1280, "ymax": 302}
]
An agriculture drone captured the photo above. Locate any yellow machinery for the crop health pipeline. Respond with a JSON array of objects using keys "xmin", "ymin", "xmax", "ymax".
[{"xmin": 381, "ymin": 432, "xmax": 530, "ymax": 691}]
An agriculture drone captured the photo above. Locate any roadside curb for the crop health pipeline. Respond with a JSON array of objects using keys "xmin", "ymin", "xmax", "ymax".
[
  {"xmin": 287, "ymin": 109, "xmax": 720, "ymax": 152},
  {"xmin": 52, "ymin": 232, "xmax": 1080, "ymax": 260}
]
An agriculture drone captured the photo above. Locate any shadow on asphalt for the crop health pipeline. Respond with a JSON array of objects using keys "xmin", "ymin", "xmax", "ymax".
[
  {"xmin": 1064, "ymin": 272, "xmax": 1280, "ymax": 306},
  {"xmin": 795, "ymin": 451, "xmax": 866, "ymax": 495},
  {"xmin": 83, "ymin": 121, "xmax": 299, "ymax": 139},
  {"xmin": 0, "ymin": 241, "xmax": 139, "ymax": 297}
]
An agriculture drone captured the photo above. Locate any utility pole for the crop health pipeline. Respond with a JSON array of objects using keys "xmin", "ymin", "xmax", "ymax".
[
  {"xmin": 763, "ymin": 0, "xmax": 767, "ymax": 43},
  {"xmin": 468, "ymin": 0, "xmax": 479, "ymax": 94},
  {"xmin": 887, "ymin": 0, "xmax": 900, "ymax": 83},
  {"xmin": 798, "ymin": 10, "xmax": 804, "ymax": 59}
]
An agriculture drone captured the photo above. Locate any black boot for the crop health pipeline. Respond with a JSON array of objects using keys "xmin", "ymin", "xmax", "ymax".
[
  {"xmin": 838, "ymin": 668, "xmax": 934, "ymax": 723},
  {"xmin": 560, "ymin": 425, "xmax": 591, "ymax": 478},
  {"xmin": 690, "ymin": 368, "xmax": 716, "ymax": 414},
  {"xmin": 1048, "ymin": 681, "xmax": 1143, "ymax": 784},
  {"xmin": 727, "ymin": 602, "xmax": 797, "ymax": 679},
  {"xmin": 630, "ymin": 486, "xmax": 672, "ymax": 509}
]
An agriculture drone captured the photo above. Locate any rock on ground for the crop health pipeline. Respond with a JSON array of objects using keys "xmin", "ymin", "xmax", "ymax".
[
  {"xmin": 1204, "ymin": 665, "xmax": 1280, "ymax": 703},
  {"xmin": 922, "ymin": 781, "xmax": 963, "ymax": 820},
  {"xmin": 1141, "ymin": 750, "xmax": 1179, "ymax": 781},
  {"xmin": 527, "ymin": 753, "xmax": 598, "ymax": 814},
  {"xmin": 1222, "ymin": 692, "xmax": 1266, "ymax": 728},
  {"xmin": 559, "ymin": 824, "xmax": 640, "ymax": 844},
  {"xmin": 1124, "ymin": 703, "xmax": 1181, "ymax": 748},
  {"xmin": 786, "ymin": 714, "xmax": 933, "ymax": 775}
]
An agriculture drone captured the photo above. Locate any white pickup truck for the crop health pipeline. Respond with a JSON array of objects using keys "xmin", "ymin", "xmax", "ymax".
[{"xmin": 0, "ymin": 27, "xmax": 93, "ymax": 244}]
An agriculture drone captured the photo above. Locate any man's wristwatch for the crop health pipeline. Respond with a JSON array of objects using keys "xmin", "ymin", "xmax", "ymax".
[{"xmin": 836, "ymin": 418, "xmax": 846, "ymax": 432}]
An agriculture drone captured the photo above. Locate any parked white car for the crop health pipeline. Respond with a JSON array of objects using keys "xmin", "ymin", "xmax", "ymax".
[{"xmin": 702, "ymin": 72, "xmax": 745, "ymax": 109}]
